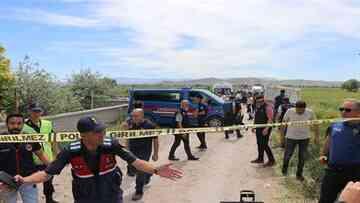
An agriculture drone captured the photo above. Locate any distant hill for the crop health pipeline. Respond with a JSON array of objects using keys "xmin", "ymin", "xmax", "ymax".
[
  {"xmin": 115, "ymin": 77, "xmax": 342, "ymax": 87},
  {"xmin": 165, "ymin": 77, "xmax": 342, "ymax": 87},
  {"xmin": 115, "ymin": 77, "xmax": 185, "ymax": 84}
]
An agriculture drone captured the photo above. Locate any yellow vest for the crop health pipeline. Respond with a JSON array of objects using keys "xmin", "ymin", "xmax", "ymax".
[{"xmin": 23, "ymin": 119, "xmax": 55, "ymax": 165}]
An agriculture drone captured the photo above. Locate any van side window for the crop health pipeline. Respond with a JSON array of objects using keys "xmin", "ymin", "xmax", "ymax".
[
  {"xmin": 134, "ymin": 92, "xmax": 180, "ymax": 102},
  {"xmin": 189, "ymin": 91, "xmax": 209, "ymax": 103}
]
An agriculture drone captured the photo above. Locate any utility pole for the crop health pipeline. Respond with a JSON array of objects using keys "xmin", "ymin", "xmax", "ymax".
[
  {"xmin": 90, "ymin": 89, "xmax": 94, "ymax": 109},
  {"xmin": 15, "ymin": 87, "xmax": 20, "ymax": 113}
]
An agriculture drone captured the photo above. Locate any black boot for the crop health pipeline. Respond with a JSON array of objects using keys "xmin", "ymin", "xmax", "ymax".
[{"xmin": 46, "ymin": 196, "xmax": 59, "ymax": 203}]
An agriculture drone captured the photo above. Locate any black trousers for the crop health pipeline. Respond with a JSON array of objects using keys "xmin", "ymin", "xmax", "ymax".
[
  {"xmin": 225, "ymin": 129, "xmax": 242, "ymax": 138},
  {"xmin": 282, "ymin": 138, "xmax": 309, "ymax": 176},
  {"xmin": 128, "ymin": 147, "xmax": 153, "ymax": 193},
  {"xmin": 37, "ymin": 165, "xmax": 55, "ymax": 200},
  {"xmin": 319, "ymin": 166, "xmax": 360, "ymax": 203},
  {"xmin": 196, "ymin": 121, "xmax": 207, "ymax": 147},
  {"xmin": 225, "ymin": 115, "xmax": 243, "ymax": 138},
  {"xmin": 255, "ymin": 128, "xmax": 275, "ymax": 162},
  {"xmin": 169, "ymin": 134, "xmax": 193, "ymax": 158}
]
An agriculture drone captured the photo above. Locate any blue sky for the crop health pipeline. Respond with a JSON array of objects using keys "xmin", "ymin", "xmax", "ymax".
[{"xmin": 1, "ymin": 0, "xmax": 360, "ymax": 81}]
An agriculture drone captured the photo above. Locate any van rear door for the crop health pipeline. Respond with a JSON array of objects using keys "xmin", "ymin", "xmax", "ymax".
[{"xmin": 133, "ymin": 90, "xmax": 180, "ymax": 126}]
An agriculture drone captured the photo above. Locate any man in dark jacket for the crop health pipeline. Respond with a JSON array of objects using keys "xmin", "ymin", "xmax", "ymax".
[
  {"xmin": 168, "ymin": 100, "xmax": 199, "ymax": 161},
  {"xmin": 14, "ymin": 116, "xmax": 183, "ymax": 203}
]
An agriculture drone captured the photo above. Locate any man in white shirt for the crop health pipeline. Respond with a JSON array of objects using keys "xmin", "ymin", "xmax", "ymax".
[{"xmin": 281, "ymin": 100, "xmax": 319, "ymax": 181}]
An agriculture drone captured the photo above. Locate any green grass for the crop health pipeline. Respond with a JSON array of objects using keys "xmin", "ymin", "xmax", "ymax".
[
  {"xmin": 274, "ymin": 88, "xmax": 360, "ymax": 201},
  {"xmin": 300, "ymin": 88, "xmax": 360, "ymax": 119}
]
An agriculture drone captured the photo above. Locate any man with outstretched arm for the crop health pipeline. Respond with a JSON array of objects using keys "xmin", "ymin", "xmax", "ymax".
[{"xmin": 14, "ymin": 116, "xmax": 183, "ymax": 203}]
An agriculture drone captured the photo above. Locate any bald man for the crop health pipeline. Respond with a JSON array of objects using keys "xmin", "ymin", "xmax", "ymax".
[{"xmin": 121, "ymin": 109, "xmax": 159, "ymax": 201}]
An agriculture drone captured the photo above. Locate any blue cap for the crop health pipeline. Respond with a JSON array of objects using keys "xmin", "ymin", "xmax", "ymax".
[
  {"xmin": 29, "ymin": 103, "xmax": 43, "ymax": 112},
  {"xmin": 77, "ymin": 116, "xmax": 106, "ymax": 133}
]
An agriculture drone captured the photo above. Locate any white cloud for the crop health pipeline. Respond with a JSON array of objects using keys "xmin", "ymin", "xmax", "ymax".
[
  {"xmin": 8, "ymin": 8, "xmax": 101, "ymax": 28},
  {"xmin": 84, "ymin": 0, "xmax": 360, "ymax": 78},
  {"xmin": 7, "ymin": 0, "xmax": 360, "ymax": 79}
]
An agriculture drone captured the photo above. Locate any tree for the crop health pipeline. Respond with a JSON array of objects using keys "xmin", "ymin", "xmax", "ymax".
[
  {"xmin": 0, "ymin": 46, "xmax": 13, "ymax": 85},
  {"xmin": 69, "ymin": 69, "xmax": 116, "ymax": 109},
  {"xmin": 0, "ymin": 45, "xmax": 15, "ymax": 115},
  {"xmin": 342, "ymin": 79, "xmax": 359, "ymax": 92},
  {"xmin": 51, "ymin": 86, "xmax": 83, "ymax": 114},
  {"xmin": 10, "ymin": 56, "xmax": 83, "ymax": 115}
]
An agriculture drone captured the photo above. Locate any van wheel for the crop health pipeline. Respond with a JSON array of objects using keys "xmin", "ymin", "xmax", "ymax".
[{"xmin": 207, "ymin": 117, "xmax": 224, "ymax": 127}]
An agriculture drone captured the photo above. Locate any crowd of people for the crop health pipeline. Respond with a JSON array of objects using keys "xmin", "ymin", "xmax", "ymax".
[{"xmin": 0, "ymin": 89, "xmax": 360, "ymax": 203}]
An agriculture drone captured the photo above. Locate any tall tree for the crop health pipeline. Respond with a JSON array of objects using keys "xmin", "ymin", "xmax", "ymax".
[
  {"xmin": 12, "ymin": 56, "xmax": 83, "ymax": 115},
  {"xmin": 69, "ymin": 69, "xmax": 115, "ymax": 109},
  {"xmin": 0, "ymin": 45, "xmax": 15, "ymax": 115}
]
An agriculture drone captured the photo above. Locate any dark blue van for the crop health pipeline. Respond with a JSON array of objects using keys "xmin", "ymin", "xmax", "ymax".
[{"xmin": 128, "ymin": 88, "xmax": 233, "ymax": 127}]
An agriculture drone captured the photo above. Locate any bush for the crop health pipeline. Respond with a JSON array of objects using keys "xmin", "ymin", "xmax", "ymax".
[{"xmin": 342, "ymin": 79, "xmax": 359, "ymax": 92}]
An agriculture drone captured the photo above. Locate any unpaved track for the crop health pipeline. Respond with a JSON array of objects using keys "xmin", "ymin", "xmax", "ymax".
[{"xmin": 39, "ymin": 115, "xmax": 286, "ymax": 203}]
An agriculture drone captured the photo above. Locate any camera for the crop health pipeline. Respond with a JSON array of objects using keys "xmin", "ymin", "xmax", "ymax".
[{"xmin": 220, "ymin": 190, "xmax": 264, "ymax": 203}]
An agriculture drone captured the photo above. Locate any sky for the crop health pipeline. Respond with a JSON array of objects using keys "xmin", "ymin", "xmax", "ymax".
[{"xmin": 1, "ymin": 0, "xmax": 360, "ymax": 81}]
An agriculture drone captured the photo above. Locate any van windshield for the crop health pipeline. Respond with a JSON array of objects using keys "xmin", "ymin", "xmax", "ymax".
[{"xmin": 196, "ymin": 89, "xmax": 224, "ymax": 103}]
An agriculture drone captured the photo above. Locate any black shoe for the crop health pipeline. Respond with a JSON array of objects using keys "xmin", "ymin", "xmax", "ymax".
[
  {"xmin": 188, "ymin": 156, "xmax": 199, "ymax": 161},
  {"xmin": 282, "ymin": 169, "xmax": 288, "ymax": 176},
  {"xmin": 46, "ymin": 197, "xmax": 59, "ymax": 203},
  {"xmin": 237, "ymin": 134, "xmax": 243, "ymax": 138},
  {"xmin": 225, "ymin": 136, "xmax": 229, "ymax": 139},
  {"xmin": 197, "ymin": 145, "xmax": 207, "ymax": 149},
  {"xmin": 296, "ymin": 176, "xmax": 305, "ymax": 182},
  {"xmin": 168, "ymin": 156, "xmax": 180, "ymax": 161},
  {"xmin": 132, "ymin": 192, "xmax": 143, "ymax": 201},
  {"xmin": 250, "ymin": 159, "xmax": 264, "ymax": 164},
  {"xmin": 145, "ymin": 179, "xmax": 151, "ymax": 186}
]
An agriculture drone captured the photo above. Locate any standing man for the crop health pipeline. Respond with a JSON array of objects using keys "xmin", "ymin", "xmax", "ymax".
[
  {"xmin": 125, "ymin": 100, "xmax": 144, "ymax": 177},
  {"xmin": 276, "ymin": 97, "xmax": 294, "ymax": 148},
  {"xmin": 319, "ymin": 99, "xmax": 360, "ymax": 203},
  {"xmin": 225, "ymin": 96, "xmax": 243, "ymax": 139},
  {"xmin": 195, "ymin": 94, "xmax": 208, "ymax": 149},
  {"xmin": 15, "ymin": 116, "xmax": 183, "ymax": 203},
  {"xmin": 0, "ymin": 113, "xmax": 50, "ymax": 203},
  {"xmin": 274, "ymin": 89, "xmax": 286, "ymax": 119},
  {"xmin": 121, "ymin": 109, "xmax": 159, "ymax": 201},
  {"xmin": 22, "ymin": 103, "xmax": 58, "ymax": 203},
  {"xmin": 251, "ymin": 95, "xmax": 276, "ymax": 167},
  {"xmin": 281, "ymin": 101, "xmax": 319, "ymax": 181},
  {"xmin": 247, "ymin": 92, "xmax": 255, "ymax": 121},
  {"xmin": 168, "ymin": 100, "xmax": 199, "ymax": 161}
]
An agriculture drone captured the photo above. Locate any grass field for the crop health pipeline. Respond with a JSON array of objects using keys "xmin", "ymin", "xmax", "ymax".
[
  {"xmin": 274, "ymin": 88, "xmax": 360, "ymax": 201},
  {"xmin": 300, "ymin": 88, "xmax": 360, "ymax": 119}
]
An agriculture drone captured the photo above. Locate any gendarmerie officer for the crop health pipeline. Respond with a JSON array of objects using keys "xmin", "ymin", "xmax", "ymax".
[
  {"xmin": 14, "ymin": 116, "xmax": 183, "ymax": 203},
  {"xmin": 225, "ymin": 95, "xmax": 243, "ymax": 139},
  {"xmin": 195, "ymin": 95, "xmax": 208, "ymax": 149},
  {"xmin": 168, "ymin": 100, "xmax": 199, "ymax": 161}
]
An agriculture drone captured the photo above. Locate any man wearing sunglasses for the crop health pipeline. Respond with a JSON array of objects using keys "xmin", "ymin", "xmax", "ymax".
[
  {"xmin": 319, "ymin": 99, "xmax": 360, "ymax": 203},
  {"xmin": 14, "ymin": 116, "xmax": 183, "ymax": 203}
]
